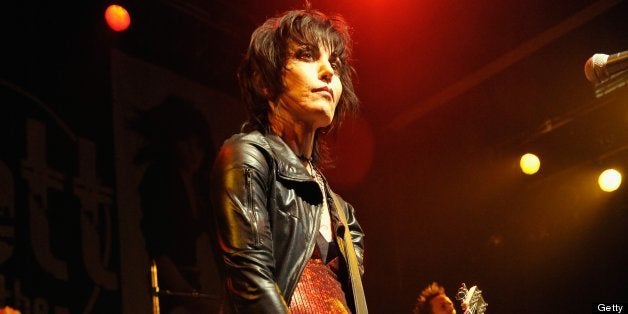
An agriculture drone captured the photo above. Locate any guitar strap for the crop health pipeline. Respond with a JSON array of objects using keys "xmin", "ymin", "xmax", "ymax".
[{"xmin": 330, "ymin": 192, "xmax": 368, "ymax": 314}]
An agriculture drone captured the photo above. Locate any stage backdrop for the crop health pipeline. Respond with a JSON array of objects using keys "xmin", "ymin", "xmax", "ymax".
[
  {"xmin": 111, "ymin": 49, "xmax": 242, "ymax": 313},
  {"xmin": 0, "ymin": 48, "xmax": 242, "ymax": 313},
  {"xmin": 1, "ymin": 82, "xmax": 120, "ymax": 312}
]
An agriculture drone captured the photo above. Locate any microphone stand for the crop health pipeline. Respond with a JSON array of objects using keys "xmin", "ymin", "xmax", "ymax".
[{"xmin": 593, "ymin": 69, "xmax": 628, "ymax": 98}]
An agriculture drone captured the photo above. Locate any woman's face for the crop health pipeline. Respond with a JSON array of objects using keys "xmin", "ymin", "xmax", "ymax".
[
  {"xmin": 274, "ymin": 42, "xmax": 343, "ymax": 129},
  {"xmin": 430, "ymin": 294, "xmax": 456, "ymax": 314}
]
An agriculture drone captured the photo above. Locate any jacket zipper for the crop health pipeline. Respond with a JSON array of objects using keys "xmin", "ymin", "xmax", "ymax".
[{"xmin": 245, "ymin": 168, "xmax": 261, "ymax": 246}]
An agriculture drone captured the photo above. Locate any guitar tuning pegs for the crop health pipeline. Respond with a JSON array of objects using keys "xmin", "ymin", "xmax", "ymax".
[{"xmin": 456, "ymin": 283, "xmax": 468, "ymax": 301}]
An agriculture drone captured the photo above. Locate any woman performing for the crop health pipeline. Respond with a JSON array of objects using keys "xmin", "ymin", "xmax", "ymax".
[{"xmin": 210, "ymin": 8, "xmax": 367, "ymax": 314}]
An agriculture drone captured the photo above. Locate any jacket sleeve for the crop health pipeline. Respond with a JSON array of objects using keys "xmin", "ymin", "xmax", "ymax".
[
  {"xmin": 210, "ymin": 140, "xmax": 289, "ymax": 313},
  {"xmin": 342, "ymin": 199, "xmax": 366, "ymax": 275}
]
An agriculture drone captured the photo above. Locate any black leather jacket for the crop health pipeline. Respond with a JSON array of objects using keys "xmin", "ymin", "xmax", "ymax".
[{"xmin": 210, "ymin": 131, "xmax": 365, "ymax": 313}]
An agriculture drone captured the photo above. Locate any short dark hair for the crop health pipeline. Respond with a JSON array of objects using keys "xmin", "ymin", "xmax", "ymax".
[
  {"xmin": 413, "ymin": 282, "xmax": 447, "ymax": 314},
  {"xmin": 238, "ymin": 9, "xmax": 359, "ymax": 165}
]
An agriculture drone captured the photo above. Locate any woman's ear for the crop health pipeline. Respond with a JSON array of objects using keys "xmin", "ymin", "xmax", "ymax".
[{"xmin": 252, "ymin": 69, "xmax": 270, "ymax": 100}]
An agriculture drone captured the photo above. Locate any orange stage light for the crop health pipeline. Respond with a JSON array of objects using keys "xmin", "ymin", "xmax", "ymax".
[{"xmin": 105, "ymin": 4, "xmax": 131, "ymax": 32}]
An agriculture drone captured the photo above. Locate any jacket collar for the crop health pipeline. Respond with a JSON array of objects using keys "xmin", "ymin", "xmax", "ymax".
[
  {"xmin": 257, "ymin": 131, "xmax": 331, "ymax": 218},
  {"xmin": 260, "ymin": 132, "xmax": 316, "ymax": 182}
]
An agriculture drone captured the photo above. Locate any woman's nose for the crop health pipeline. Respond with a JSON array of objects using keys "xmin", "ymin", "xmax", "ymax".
[{"xmin": 319, "ymin": 59, "xmax": 334, "ymax": 83}]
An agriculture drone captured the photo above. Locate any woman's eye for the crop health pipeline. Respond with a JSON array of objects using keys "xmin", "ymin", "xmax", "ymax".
[
  {"xmin": 296, "ymin": 49, "xmax": 315, "ymax": 61},
  {"xmin": 330, "ymin": 58, "xmax": 341, "ymax": 71}
]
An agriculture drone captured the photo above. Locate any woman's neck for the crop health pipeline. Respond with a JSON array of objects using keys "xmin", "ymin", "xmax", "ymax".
[{"xmin": 268, "ymin": 110, "xmax": 316, "ymax": 161}]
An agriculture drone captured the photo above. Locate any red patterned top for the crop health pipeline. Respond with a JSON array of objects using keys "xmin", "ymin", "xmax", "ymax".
[{"xmin": 289, "ymin": 237, "xmax": 350, "ymax": 314}]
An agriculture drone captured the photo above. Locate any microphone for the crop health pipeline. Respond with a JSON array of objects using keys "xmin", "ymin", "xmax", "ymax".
[{"xmin": 584, "ymin": 50, "xmax": 628, "ymax": 84}]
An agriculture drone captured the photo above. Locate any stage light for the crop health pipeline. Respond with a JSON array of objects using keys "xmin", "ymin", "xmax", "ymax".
[
  {"xmin": 520, "ymin": 153, "xmax": 540, "ymax": 175},
  {"xmin": 105, "ymin": 4, "xmax": 131, "ymax": 32},
  {"xmin": 598, "ymin": 168, "xmax": 621, "ymax": 192}
]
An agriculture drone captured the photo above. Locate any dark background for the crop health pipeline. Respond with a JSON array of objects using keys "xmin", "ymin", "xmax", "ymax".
[{"xmin": 3, "ymin": 0, "xmax": 628, "ymax": 313}]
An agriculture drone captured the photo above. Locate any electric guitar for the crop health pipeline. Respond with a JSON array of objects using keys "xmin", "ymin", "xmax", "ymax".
[{"xmin": 455, "ymin": 283, "xmax": 488, "ymax": 314}]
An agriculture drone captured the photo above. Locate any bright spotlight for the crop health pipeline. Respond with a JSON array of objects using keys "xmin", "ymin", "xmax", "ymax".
[
  {"xmin": 520, "ymin": 153, "xmax": 540, "ymax": 175},
  {"xmin": 105, "ymin": 4, "xmax": 131, "ymax": 32},
  {"xmin": 598, "ymin": 168, "xmax": 622, "ymax": 192}
]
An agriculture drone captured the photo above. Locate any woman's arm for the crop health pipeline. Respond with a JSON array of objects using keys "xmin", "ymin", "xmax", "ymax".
[{"xmin": 210, "ymin": 140, "xmax": 288, "ymax": 313}]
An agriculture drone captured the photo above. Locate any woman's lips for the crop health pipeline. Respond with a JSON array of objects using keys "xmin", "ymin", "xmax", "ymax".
[{"xmin": 313, "ymin": 86, "xmax": 334, "ymax": 100}]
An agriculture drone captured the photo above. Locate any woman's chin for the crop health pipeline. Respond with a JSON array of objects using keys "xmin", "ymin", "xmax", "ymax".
[{"xmin": 314, "ymin": 115, "xmax": 334, "ymax": 129}]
